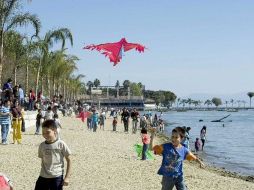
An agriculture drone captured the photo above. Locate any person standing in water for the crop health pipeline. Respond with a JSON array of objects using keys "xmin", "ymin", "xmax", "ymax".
[{"xmin": 200, "ymin": 126, "xmax": 207, "ymax": 151}]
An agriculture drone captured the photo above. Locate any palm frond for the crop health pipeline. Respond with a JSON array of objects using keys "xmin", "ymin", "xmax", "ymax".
[{"xmin": 6, "ymin": 12, "xmax": 41, "ymax": 35}]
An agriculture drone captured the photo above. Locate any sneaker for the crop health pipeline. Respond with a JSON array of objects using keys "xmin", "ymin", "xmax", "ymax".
[{"xmin": 2, "ymin": 142, "xmax": 8, "ymax": 145}]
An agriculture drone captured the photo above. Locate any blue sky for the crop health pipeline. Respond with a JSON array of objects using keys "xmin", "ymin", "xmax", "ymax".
[{"xmin": 23, "ymin": 0, "xmax": 254, "ymax": 97}]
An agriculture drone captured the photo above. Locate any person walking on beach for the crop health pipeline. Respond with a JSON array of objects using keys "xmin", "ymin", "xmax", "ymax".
[
  {"xmin": 99, "ymin": 110, "xmax": 106, "ymax": 130},
  {"xmin": 35, "ymin": 109, "xmax": 43, "ymax": 135},
  {"xmin": 54, "ymin": 113, "xmax": 62, "ymax": 139},
  {"xmin": 141, "ymin": 128, "xmax": 150, "ymax": 160},
  {"xmin": 45, "ymin": 106, "xmax": 54, "ymax": 121},
  {"xmin": 112, "ymin": 116, "xmax": 117, "ymax": 131},
  {"xmin": 34, "ymin": 120, "xmax": 71, "ymax": 190},
  {"xmin": 152, "ymin": 127, "xmax": 204, "ymax": 190},
  {"xmin": 121, "ymin": 108, "xmax": 130, "ymax": 132},
  {"xmin": 91, "ymin": 110, "xmax": 99, "ymax": 132},
  {"xmin": 11, "ymin": 100, "xmax": 23, "ymax": 144},
  {"xmin": 131, "ymin": 108, "xmax": 139, "ymax": 134},
  {"xmin": 0, "ymin": 100, "xmax": 11, "ymax": 145},
  {"xmin": 200, "ymin": 126, "xmax": 207, "ymax": 151}
]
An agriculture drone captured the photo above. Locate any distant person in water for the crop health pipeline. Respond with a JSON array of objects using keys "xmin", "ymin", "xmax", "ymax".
[
  {"xmin": 200, "ymin": 126, "xmax": 207, "ymax": 151},
  {"xmin": 195, "ymin": 138, "xmax": 201, "ymax": 152}
]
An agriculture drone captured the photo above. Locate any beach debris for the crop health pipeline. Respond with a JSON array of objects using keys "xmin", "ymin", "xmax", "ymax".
[
  {"xmin": 83, "ymin": 38, "xmax": 146, "ymax": 66},
  {"xmin": 211, "ymin": 114, "xmax": 231, "ymax": 122}
]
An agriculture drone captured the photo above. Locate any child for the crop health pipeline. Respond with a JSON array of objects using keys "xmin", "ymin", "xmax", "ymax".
[
  {"xmin": 112, "ymin": 117, "xmax": 117, "ymax": 131},
  {"xmin": 153, "ymin": 127, "xmax": 204, "ymax": 190},
  {"xmin": 141, "ymin": 128, "xmax": 150, "ymax": 160},
  {"xmin": 0, "ymin": 173, "xmax": 13, "ymax": 190},
  {"xmin": 34, "ymin": 120, "xmax": 71, "ymax": 190},
  {"xmin": 44, "ymin": 106, "xmax": 54, "ymax": 120},
  {"xmin": 195, "ymin": 138, "xmax": 201, "ymax": 152},
  {"xmin": 54, "ymin": 113, "xmax": 62, "ymax": 140},
  {"xmin": 35, "ymin": 109, "xmax": 43, "ymax": 135}
]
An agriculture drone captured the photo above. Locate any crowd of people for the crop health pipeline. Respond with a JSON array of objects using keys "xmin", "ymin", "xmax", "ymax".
[{"xmin": 0, "ymin": 78, "xmax": 208, "ymax": 190}]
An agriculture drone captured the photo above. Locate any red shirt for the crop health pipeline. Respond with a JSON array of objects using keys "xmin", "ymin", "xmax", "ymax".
[{"xmin": 142, "ymin": 134, "xmax": 150, "ymax": 144}]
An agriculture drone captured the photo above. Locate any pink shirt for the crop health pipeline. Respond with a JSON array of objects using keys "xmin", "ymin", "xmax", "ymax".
[{"xmin": 142, "ymin": 134, "xmax": 150, "ymax": 144}]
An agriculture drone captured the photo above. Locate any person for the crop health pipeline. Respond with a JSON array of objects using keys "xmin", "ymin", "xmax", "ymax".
[
  {"xmin": 141, "ymin": 128, "xmax": 150, "ymax": 160},
  {"xmin": 121, "ymin": 108, "xmax": 130, "ymax": 132},
  {"xmin": 112, "ymin": 116, "xmax": 117, "ymax": 131},
  {"xmin": 35, "ymin": 109, "xmax": 43, "ymax": 135},
  {"xmin": 54, "ymin": 113, "xmax": 62, "ymax": 139},
  {"xmin": 0, "ymin": 173, "xmax": 13, "ymax": 190},
  {"xmin": 195, "ymin": 138, "xmax": 201, "ymax": 152},
  {"xmin": 152, "ymin": 127, "xmax": 205, "ymax": 190},
  {"xmin": 200, "ymin": 126, "xmax": 207, "ymax": 151},
  {"xmin": 131, "ymin": 108, "xmax": 139, "ymax": 134},
  {"xmin": 181, "ymin": 127, "xmax": 191, "ymax": 149},
  {"xmin": 12, "ymin": 85, "xmax": 19, "ymax": 102},
  {"xmin": 18, "ymin": 84, "xmax": 25, "ymax": 106},
  {"xmin": 0, "ymin": 100, "xmax": 11, "ymax": 145},
  {"xmin": 2, "ymin": 78, "xmax": 13, "ymax": 101},
  {"xmin": 28, "ymin": 89, "xmax": 36, "ymax": 111},
  {"xmin": 45, "ymin": 106, "xmax": 54, "ymax": 121},
  {"xmin": 91, "ymin": 110, "xmax": 99, "ymax": 132},
  {"xmin": 34, "ymin": 120, "xmax": 71, "ymax": 190},
  {"xmin": 99, "ymin": 111, "xmax": 106, "ymax": 130},
  {"xmin": 11, "ymin": 100, "xmax": 23, "ymax": 144}
]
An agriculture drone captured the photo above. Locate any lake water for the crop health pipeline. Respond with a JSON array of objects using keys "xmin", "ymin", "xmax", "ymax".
[{"xmin": 157, "ymin": 110, "xmax": 254, "ymax": 176}]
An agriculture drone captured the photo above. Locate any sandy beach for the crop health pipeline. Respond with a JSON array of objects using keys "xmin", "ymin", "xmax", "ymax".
[{"xmin": 1, "ymin": 113, "xmax": 254, "ymax": 190}]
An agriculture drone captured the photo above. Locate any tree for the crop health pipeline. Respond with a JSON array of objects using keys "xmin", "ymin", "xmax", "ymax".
[
  {"xmin": 123, "ymin": 80, "xmax": 130, "ymax": 89},
  {"xmin": 34, "ymin": 28, "xmax": 73, "ymax": 96},
  {"xmin": 115, "ymin": 80, "xmax": 120, "ymax": 88},
  {"xmin": 130, "ymin": 82, "xmax": 142, "ymax": 96},
  {"xmin": 212, "ymin": 97, "xmax": 222, "ymax": 107},
  {"xmin": 230, "ymin": 99, "xmax": 234, "ymax": 108},
  {"xmin": 0, "ymin": 0, "xmax": 41, "ymax": 85},
  {"xmin": 204, "ymin": 99, "xmax": 212, "ymax": 108},
  {"xmin": 247, "ymin": 92, "xmax": 254, "ymax": 108},
  {"xmin": 86, "ymin": 81, "xmax": 93, "ymax": 94},
  {"xmin": 93, "ymin": 78, "xmax": 100, "ymax": 88}
]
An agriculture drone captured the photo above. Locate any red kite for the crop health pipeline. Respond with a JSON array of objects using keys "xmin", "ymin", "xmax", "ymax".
[{"xmin": 83, "ymin": 38, "xmax": 146, "ymax": 66}]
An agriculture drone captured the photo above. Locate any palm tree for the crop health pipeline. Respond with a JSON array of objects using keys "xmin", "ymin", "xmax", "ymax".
[
  {"xmin": 34, "ymin": 28, "xmax": 73, "ymax": 96},
  {"xmin": 0, "ymin": 0, "xmax": 41, "ymax": 85},
  {"xmin": 247, "ymin": 92, "xmax": 254, "ymax": 108},
  {"xmin": 204, "ymin": 99, "xmax": 212, "ymax": 108},
  {"xmin": 230, "ymin": 99, "xmax": 234, "ymax": 108},
  {"xmin": 225, "ymin": 101, "xmax": 229, "ymax": 108},
  {"xmin": 93, "ymin": 78, "xmax": 100, "ymax": 88}
]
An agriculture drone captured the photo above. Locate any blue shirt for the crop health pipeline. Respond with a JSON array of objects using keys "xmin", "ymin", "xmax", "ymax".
[
  {"xmin": 92, "ymin": 113, "xmax": 99, "ymax": 123},
  {"xmin": 158, "ymin": 143, "xmax": 189, "ymax": 177},
  {"xmin": 0, "ymin": 106, "xmax": 11, "ymax": 125}
]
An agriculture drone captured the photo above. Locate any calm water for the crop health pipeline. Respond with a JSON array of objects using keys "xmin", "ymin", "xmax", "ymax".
[{"xmin": 157, "ymin": 110, "xmax": 254, "ymax": 176}]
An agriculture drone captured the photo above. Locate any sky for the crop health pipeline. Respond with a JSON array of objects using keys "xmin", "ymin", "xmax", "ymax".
[{"xmin": 22, "ymin": 0, "xmax": 254, "ymax": 97}]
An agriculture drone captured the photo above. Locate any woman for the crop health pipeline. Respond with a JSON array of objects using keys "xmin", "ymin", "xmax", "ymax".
[
  {"xmin": 11, "ymin": 100, "xmax": 23, "ymax": 144},
  {"xmin": 200, "ymin": 126, "xmax": 207, "ymax": 151}
]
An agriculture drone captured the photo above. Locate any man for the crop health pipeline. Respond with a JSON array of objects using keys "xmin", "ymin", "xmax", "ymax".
[
  {"xmin": 131, "ymin": 108, "xmax": 139, "ymax": 134},
  {"xmin": 121, "ymin": 108, "xmax": 130, "ymax": 132}
]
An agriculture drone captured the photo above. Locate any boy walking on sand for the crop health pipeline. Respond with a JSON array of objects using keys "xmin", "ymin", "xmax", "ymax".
[
  {"xmin": 34, "ymin": 120, "xmax": 71, "ymax": 190},
  {"xmin": 153, "ymin": 127, "xmax": 204, "ymax": 190}
]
